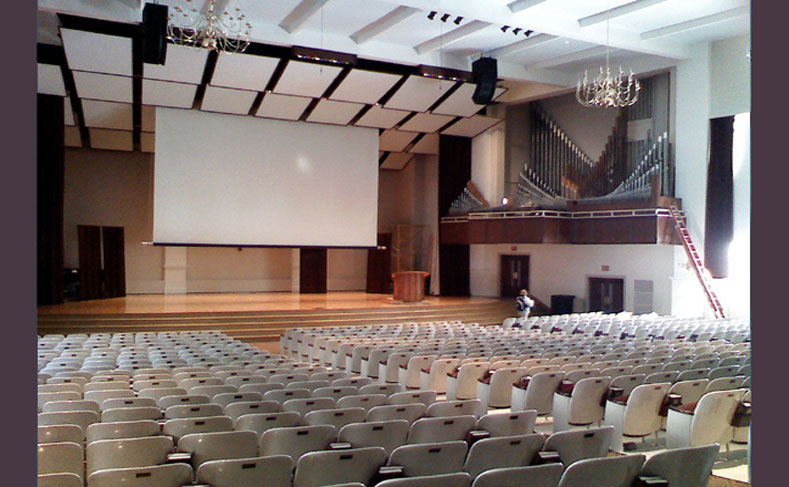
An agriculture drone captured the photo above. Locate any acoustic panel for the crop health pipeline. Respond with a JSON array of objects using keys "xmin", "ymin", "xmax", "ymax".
[
  {"xmin": 398, "ymin": 112, "xmax": 454, "ymax": 133},
  {"xmin": 306, "ymin": 99, "xmax": 365, "ymax": 125},
  {"xmin": 379, "ymin": 129, "xmax": 418, "ymax": 152},
  {"xmin": 255, "ymin": 93, "xmax": 313, "ymax": 121},
  {"xmin": 89, "ymin": 128, "xmax": 133, "ymax": 151},
  {"xmin": 73, "ymin": 71, "xmax": 133, "ymax": 103},
  {"xmin": 273, "ymin": 61, "xmax": 343, "ymax": 98},
  {"xmin": 144, "ymin": 44, "xmax": 208, "ymax": 84},
  {"xmin": 380, "ymin": 152, "xmax": 414, "ymax": 170},
  {"xmin": 38, "ymin": 64, "xmax": 66, "ymax": 96},
  {"xmin": 65, "ymin": 126, "xmax": 82, "ymax": 147},
  {"xmin": 432, "ymin": 83, "xmax": 506, "ymax": 118},
  {"xmin": 142, "ymin": 79, "xmax": 197, "ymax": 108},
  {"xmin": 354, "ymin": 105, "xmax": 411, "ymax": 129},
  {"xmin": 81, "ymin": 99, "xmax": 133, "ymax": 130},
  {"xmin": 383, "ymin": 75, "xmax": 455, "ymax": 112},
  {"xmin": 211, "ymin": 52, "xmax": 280, "ymax": 91},
  {"xmin": 141, "ymin": 105, "xmax": 156, "ymax": 132},
  {"xmin": 61, "ymin": 29, "xmax": 133, "ymax": 76},
  {"xmin": 329, "ymin": 69, "xmax": 403, "ymax": 104},
  {"xmin": 201, "ymin": 86, "xmax": 257, "ymax": 115},
  {"xmin": 409, "ymin": 133, "xmax": 439, "ymax": 154},
  {"xmin": 441, "ymin": 114, "xmax": 503, "ymax": 137}
]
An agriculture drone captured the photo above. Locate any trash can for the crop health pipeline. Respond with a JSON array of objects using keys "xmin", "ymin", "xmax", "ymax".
[{"xmin": 551, "ymin": 295, "xmax": 575, "ymax": 314}]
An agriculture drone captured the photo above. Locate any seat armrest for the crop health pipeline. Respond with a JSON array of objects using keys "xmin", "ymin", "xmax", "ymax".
[
  {"xmin": 165, "ymin": 452, "xmax": 193, "ymax": 463},
  {"xmin": 329, "ymin": 442, "xmax": 353, "ymax": 450},
  {"xmin": 535, "ymin": 451, "xmax": 562, "ymax": 465},
  {"xmin": 634, "ymin": 476, "xmax": 669, "ymax": 487},
  {"xmin": 371, "ymin": 465, "xmax": 405, "ymax": 485},
  {"xmin": 466, "ymin": 429, "xmax": 491, "ymax": 445}
]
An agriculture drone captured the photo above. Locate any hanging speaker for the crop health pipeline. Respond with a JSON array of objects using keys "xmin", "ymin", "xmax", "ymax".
[
  {"xmin": 472, "ymin": 57, "xmax": 497, "ymax": 105},
  {"xmin": 143, "ymin": 3, "xmax": 168, "ymax": 65}
]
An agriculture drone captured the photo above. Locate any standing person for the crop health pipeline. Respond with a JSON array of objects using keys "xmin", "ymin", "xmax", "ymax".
[{"xmin": 516, "ymin": 289, "xmax": 535, "ymax": 323}]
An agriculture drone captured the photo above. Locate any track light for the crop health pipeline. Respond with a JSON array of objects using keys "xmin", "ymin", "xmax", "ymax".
[
  {"xmin": 440, "ymin": 13, "xmax": 450, "ymax": 22},
  {"xmin": 454, "ymin": 16, "xmax": 463, "ymax": 25},
  {"xmin": 512, "ymin": 28, "xmax": 522, "ymax": 35},
  {"xmin": 525, "ymin": 29, "xmax": 533, "ymax": 37},
  {"xmin": 427, "ymin": 11, "xmax": 437, "ymax": 20},
  {"xmin": 501, "ymin": 25, "xmax": 510, "ymax": 32}
]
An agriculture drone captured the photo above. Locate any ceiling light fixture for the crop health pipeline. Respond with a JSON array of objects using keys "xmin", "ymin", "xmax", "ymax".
[
  {"xmin": 576, "ymin": 2, "xmax": 640, "ymax": 108},
  {"xmin": 525, "ymin": 29, "xmax": 534, "ymax": 37},
  {"xmin": 454, "ymin": 16, "xmax": 463, "ymax": 25},
  {"xmin": 427, "ymin": 11, "xmax": 437, "ymax": 20},
  {"xmin": 501, "ymin": 25, "xmax": 510, "ymax": 32},
  {"xmin": 440, "ymin": 13, "xmax": 451, "ymax": 22},
  {"xmin": 512, "ymin": 28, "xmax": 522, "ymax": 35},
  {"xmin": 166, "ymin": 0, "xmax": 252, "ymax": 53}
]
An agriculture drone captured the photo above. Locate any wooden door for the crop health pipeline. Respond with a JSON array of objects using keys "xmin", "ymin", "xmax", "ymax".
[
  {"xmin": 500, "ymin": 255, "xmax": 530, "ymax": 298},
  {"xmin": 366, "ymin": 233, "xmax": 392, "ymax": 294},
  {"xmin": 589, "ymin": 277, "xmax": 624, "ymax": 313},
  {"xmin": 300, "ymin": 248, "xmax": 327, "ymax": 293}
]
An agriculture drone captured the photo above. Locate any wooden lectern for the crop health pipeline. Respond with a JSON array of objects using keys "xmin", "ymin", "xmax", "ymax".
[{"xmin": 392, "ymin": 271, "xmax": 430, "ymax": 303}]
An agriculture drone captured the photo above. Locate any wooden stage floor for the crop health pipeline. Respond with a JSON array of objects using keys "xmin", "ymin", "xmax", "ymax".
[{"xmin": 38, "ymin": 292, "xmax": 506, "ymax": 316}]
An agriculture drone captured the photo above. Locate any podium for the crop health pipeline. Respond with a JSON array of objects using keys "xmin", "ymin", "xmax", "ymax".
[{"xmin": 392, "ymin": 271, "xmax": 430, "ymax": 303}]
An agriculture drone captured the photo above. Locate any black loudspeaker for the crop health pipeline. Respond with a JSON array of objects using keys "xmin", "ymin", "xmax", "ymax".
[
  {"xmin": 472, "ymin": 57, "xmax": 497, "ymax": 105},
  {"xmin": 143, "ymin": 3, "xmax": 168, "ymax": 65}
]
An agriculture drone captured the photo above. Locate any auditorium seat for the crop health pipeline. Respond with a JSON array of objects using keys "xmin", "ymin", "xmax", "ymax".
[
  {"xmin": 704, "ymin": 376, "xmax": 746, "ymax": 394},
  {"xmin": 101, "ymin": 396, "xmax": 157, "ymax": 411},
  {"xmin": 264, "ymin": 388, "xmax": 312, "ymax": 405},
  {"xmin": 158, "ymin": 394, "xmax": 211, "ymax": 409},
  {"xmin": 259, "ymin": 424, "xmax": 337, "ymax": 462},
  {"xmin": 551, "ymin": 376, "xmax": 611, "ymax": 432},
  {"xmin": 305, "ymin": 407, "xmax": 367, "ymax": 430},
  {"xmin": 604, "ymin": 382, "xmax": 671, "ymax": 451},
  {"xmin": 86, "ymin": 435, "xmax": 173, "ymax": 476},
  {"xmin": 407, "ymin": 415, "xmax": 477, "ymax": 444},
  {"xmin": 177, "ymin": 430, "xmax": 259, "ymax": 469},
  {"xmin": 86, "ymin": 463, "xmax": 193, "ymax": 487},
  {"xmin": 366, "ymin": 403, "xmax": 426, "ymax": 425},
  {"xmin": 476, "ymin": 411, "xmax": 537, "ymax": 437},
  {"xmin": 387, "ymin": 390, "xmax": 437, "ymax": 407},
  {"xmin": 212, "ymin": 391, "xmax": 264, "ymax": 408},
  {"xmin": 224, "ymin": 400, "xmax": 281, "ymax": 421},
  {"xmin": 233, "ymin": 411, "xmax": 303, "ymax": 437},
  {"xmin": 420, "ymin": 358, "xmax": 460, "ymax": 394},
  {"xmin": 38, "ymin": 409, "xmax": 100, "ymax": 435},
  {"xmin": 640, "ymin": 444, "xmax": 719, "ymax": 487},
  {"xmin": 86, "ymin": 419, "xmax": 161, "ymax": 444},
  {"xmin": 666, "ymin": 389, "xmax": 747, "ymax": 449},
  {"xmin": 557, "ymin": 454, "xmax": 645, "ymax": 487},
  {"xmin": 511, "ymin": 371, "xmax": 565, "ymax": 415},
  {"xmin": 477, "ymin": 367, "xmax": 527, "ymax": 409},
  {"xmin": 37, "ymin": 473, "xmax": 83, "ymax": 487},
  {"xmin": 338, "ymin": 419, "xmax": 410, "ymax": 455},
  {"xmin": 37, "ymin": 441, "xmax": 83, "ymax": 482},
  {"xmin": 164, "ymin": 403, "xmax": 224, "ymax": 419},
  {"xmin": 239, "ymin": 382, "xmax": 285, "ymax": 395},
  {"xmin": 196, "ymin": 455, "xmax": 293, "ymax": 487},
  {"xmin": 389, "ymin": 441, "xmax": 468, "ymax": 476},
  {"xmin": 336, "ymin": 393, "xmax": 387, "ymax": 412},
  {"xmin": 293, "ymin": 446, "xmax": 387, "ymax": 487},
  {"xmin": 463, "ymin": 433, "xmax": 545, "ymax": 478},
  {"xmin": 446, "ymin": 362, "xmax": 489, "ymax": 401},
  {"xmin": 137, "ymin": 387, "xmax": 188, "ymax": 403},
  {"xmin": 42, "ymin": 399, "xmax": 100, "ymax": 414},
  {"xmin": 358, "ymin": 383, "xmax": 403, "ymax": 397},
  {"xmin": 400, "ymin": 355, "xmax": 438, "ymax": 389},
  {"xmin": 162, "ymin": 415, "xmax": 234, "ymax": 441},
  {"xmin": 541, "ymin": 426, "xmax": 614, "ymax": 466},
  {"xmin": 426, "ymin": 399, "xmax": 486, "ymax": 418},
  {"xmin": 470, "ymin": 463, "xmax": 563, "ymax": 487},
  {"xmin": 102, "ymin": 405, "xmax": 163, "ymax": 422},
  {"xmin": 376, "ymin": 472, "xmax": 472, "ymax": 487},
  {"xmin": 38, "ymin": 424, "xmax": 83, "ymax": 445}
]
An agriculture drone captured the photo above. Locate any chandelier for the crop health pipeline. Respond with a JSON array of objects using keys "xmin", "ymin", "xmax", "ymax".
[
  {"xmin": 576, "ymin": 3, "xmax": 640, "ymax": 108},
  {"xmin": 166, "ymin": 0, "xmax": 253, "ymax": 53}
]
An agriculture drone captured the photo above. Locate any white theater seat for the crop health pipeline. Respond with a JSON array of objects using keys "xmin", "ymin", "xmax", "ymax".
[
  {"xmin": 86, "ymin": 436, "xmax": 173, "ymax": 477},
  {"xmin": 366, "ymin": 403, "xmax": 426, "ymax": 425},
  {"xmin": 427, "ymin": 399, "xmax": 486, "ymax": 418},
  {"xmin": 541, "ymin": 426, "xmax": 614, "ymax": 467},
  {"xmin": 37, "ymin": 442, "xmax": 84, "ymax": 482},
  {"xmin": 293, "ymin": 446, "xmax": 387, "ymax": 487},
  {"xmin": 177, "ymin": 430, "xmax": 259, "ymax": 469},
  {"xmin": 446, "ymin": 362, "xmax": 489, "ymax": 400},
  {"xmin": 640, "ymin": 444, "xmax": 719, "ymax": 487},
  {"xmin": 196, "ymin": 455, "xmax": 293, "ymax": 487},
  {"xmin": 407, "ymin": 415, "xmax": 477, "ymax": 444},
  {"xmin": 259, "ymin": 424, "xmax": 337, "ymax": 462},
  {"xmin": 476, "ymin": 411, "xmax": 537, "ymax": 437},
  {"xmin": 86, "ymin": 463, "xmax": 193, "ymax": 487},
  {"xmin": 463, "ymin": 433, "xmax": 545, "ymax": 478},
  {"xmin": 86, "ymin": 420, "xmax": 161, "ymax": 444},
  {"xmin": 510, "ymin": 371, "xmax": 565, "ymax": 415},
  {"xmin": 305, "ymin": 407, "xmax": 367, "ymax": 430},
  {"xmin": 557, "ymin": 454, "xmax": 645, "ymax": 487},
  {"xmin": 666, "ymin": 389, "xmax": 747, "ymax": 449},
  {"xmin": 338, "ymin": 419, "xmax": 410, "ymax": 455},
  {"xmin": 477, "ymin": 367, "xmax": 527, "ymax": 408},
  {"xmin": 604, "ymin": 382, "xmax": 671, "ymax": 451},
  {"xmin": 551, "ymin": 376, "xmax": 611, "ymax": 432},
  {"xmin": 389, "ymin": 441, "xmax": 468, "ymax": 476},
  {"xmin": 471, "ymin": 464, "xmax": 563, "ymax": 487}
]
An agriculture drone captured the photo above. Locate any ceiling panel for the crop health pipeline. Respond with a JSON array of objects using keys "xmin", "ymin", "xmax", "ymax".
[
  {"xmin": 73, "ymin": 71, "xmax": 133, "ymax": 103},
  {"xmin": 144, "ymin": 44, "xmax": 208, "ymax": 84},
  {"xmin": 383, "ymin": 75, "xmax": 456, "ymax": 112},
  {"xmin": 379, "ymin": 129, "xmax": 418, "ymax": 152},
  {"xmin": 141, "ymin": 132, "xmax": 155, "ymax": 153},
  {"xmin": 81, "ymin": 99, "xmax": 133, "ymax": 130},
  {"xmin": 255, "ymin": 93, "xmax": 313, "ymax": 121},
  {"xmin": 38, "ymin": 64, "xmax": 66, "ymax": 96},
  {"xmin": 64, "ymin": 97, "xmax": 75, "ymax": 126},
  {"xmin": 432, "ymin": 83, "xmax": 506, "ymax": 117},
  {"xmin": 89, "ymin": 128, "xmax": 133, "ymax": 151},
  {"xmin": 142, "ymin": 79, "xmax": 197, "ymax": 108},
  {"xmin": 141, "ymin": 105, "xmax": 156, "ymax": 132},
  {"xmin": 200, "ymin": 86, "xmax": 257, "ymax": 115},
  {"xmin": 354, "ymin": 105, "xmax": 411, "ymax": 129},
  {"xmin": 329, "ymin": 69, "xmax": 403, "ymax": 105},
  {"xmin": 273, "ymin": 61, "xmax": 343, "ymax": 98},
  {"xmin": 408, "ymin": 133, "xmax": 439, "ymax": 155},
  {"xmin": 61, "ymin": 28, "xmax": 132, "ymax": 76},
  {"xmin": 380, "ymin": 152, "xmax": 414, "ymax": 171},
  {"xmin": 398, "ymin": 112, "xmax": 455, "ymax": 133},
  {"xmin": 211, "ymin": 52, "xmax": 280, "ymax": 91},
  {"xmin": 306, "ymin": 99, "xmax": 365, "ymax": 125},
  {"xmin": 441, "ymin": 114, "xmax": 503, "ymax": 138},
  {"xmin": 65, "ymin": 126, "xmax": 82, "ymax": 148}
]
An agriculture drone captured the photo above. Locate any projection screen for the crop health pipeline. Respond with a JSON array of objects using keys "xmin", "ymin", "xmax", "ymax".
[{"xmin": 153, "ymin": 107, "xmax": 379, "ymax": 248}]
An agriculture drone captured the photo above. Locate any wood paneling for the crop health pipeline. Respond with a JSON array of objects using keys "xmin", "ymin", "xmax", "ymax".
[{"xmin": 38, "ymin": 94, "xmax": 65, "ymax": 305}]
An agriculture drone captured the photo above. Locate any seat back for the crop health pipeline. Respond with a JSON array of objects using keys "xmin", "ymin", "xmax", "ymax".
[
  {"xmin": 691, "ymin": 389, "xmax": 746, "ymax": 446},
  {"xmin": 283, "ymin": 397, "xmax": 337, "ymax": 416},
  {"xmin": 427, "ymin": 399, "xmax": 486, "ymax": 418},
  {"xmin": 623, "ymin": 382, "xmax": 671, "ymax": 436},
  {"xmin": 388, "ymin": 390, "xmax": 437, "ymax": 407},
  {"xmin": 293, "ymin": 446, "xmax": 387, "ymax": 487},
  {"xmin": 259, "ymin": 424, "xmax": 337, "ymax": 462},
  {"xmin": 86, "ymin": 435, "xmax": 173, "ymax": 476},
  {"xmin": 463, "ymin": 433, "xmax": 545, "ymax": 478},
  {"xmin": 196, "ymin": 455, "xmax": 293, "ymax": 487},
  {"xmin": 376, "ymin": 472, "xmax": 472, "ymax": 487},
  {"xmin": 164, "ymin": 403, "xmax": 224, "ymax": 419},
  {"xmin": 86, "ymin": 420, "xmax": 161, "ymax": 444},
  {"xmin": 234, "ymin": 411, "xmax": 302, "ymax": 437},
  {"xmin": 557, "ymin": 454, "xmax": 645, "ymax": 487},
  {"xmin": 640, "ymin": 443, "xmax": 719, "ymax": 487},
  {"xmin": 568, "ymin": 376, "xmax": 611, "ymax": 425},
  {"xmin": 37, "ymin": 442, "xmax": 83, "ymax": 482},
  {"xmin": 476, "ymin": 411, "xmax": 537, "ymax": 437},
  {"xmin": 366, "ymin": 403, "xmax": 426, "ymax": 425},
  {"xmin": 455, "ymin": 363, "xmax": 490, "ymax": 399},
  {"xmin": 177, "ymin": 430, "xmax": 259, "ymax": 468},
  {"xmin": 338, "ymin": 419, "xmax": 410, "ymax": 455},
  {"xmin": 523, "ymin": 371, "xmax": 565, "ymax": 415},
  {"xmin": 102, "ymin": 406, "xmax": 163, "ymax": 422},
  {"xmin": 389, "ymin": 441, "xmax": 468, "ymax": 476},
  {"xmin": 304, "ymin": 407, "xmax": 367, "ymax": 430},
  {"xmin": 224, "ymin": 400, "xmax": 281, "ymax": 421},
  {"xmin": 471, "ymin": 463, "xmax": 563, "ymax": 487},
  {"xmin": 542, "ymin": 426, "xmax": 614, "ymax": 466},
  {"xmin": 668, "ymin": 379, "xmax": 709, "ymax": 405},
  {"xmin": 162, "ymin": 415, "xmax": 234, "ymax": 441},
  {"xmin": 407, "ymin": 415, "xmax": 477, "ymax": 444},
  {"xmin": 86, "ymin": 463, "xmax": 193, "ymax": 487}
]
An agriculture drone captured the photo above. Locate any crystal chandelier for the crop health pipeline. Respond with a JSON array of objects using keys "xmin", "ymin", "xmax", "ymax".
[
  {"xmin": 166, "ymin": 0, "xmax": 253, "ymax": 53},
  {"xmin": 576, "ymin": 3, "xmax": 640, "ymax": 108}
]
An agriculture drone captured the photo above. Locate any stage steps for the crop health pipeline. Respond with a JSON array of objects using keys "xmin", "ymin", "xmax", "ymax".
[{"xmin": 37, "ymin": 300, "xmax": 514, "ymax": 344}]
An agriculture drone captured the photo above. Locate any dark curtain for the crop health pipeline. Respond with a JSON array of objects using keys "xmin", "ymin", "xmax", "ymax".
[
  {"xmin": 300, "ymin": 248, "xmax": 327, "ymax": 293},
  {"xmin": 705, "ymin": 116, "xmax": 735, "ymax": 278},
  {"xmin": 37, "ymin": 94, "xmax": 65, "ymax": 305},
  {"xmin": 102, "ymin": 226, "xmax": 126, "ymax": 298},
  {"xmin": 438, "ymin": 135, "xmax": 471, "ymax": 296},
  {"xmin": 78, "ymin": 225, "xmax": 103, "ymax": 300}
]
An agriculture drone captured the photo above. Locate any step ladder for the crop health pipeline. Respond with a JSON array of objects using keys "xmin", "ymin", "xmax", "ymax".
[{"xmin": 668, "ymin": 206, "xmax": 726, "ymax": 319}]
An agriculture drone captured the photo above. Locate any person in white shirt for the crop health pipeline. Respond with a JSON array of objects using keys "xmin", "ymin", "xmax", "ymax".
[{"xmin": 515, "ymin": 289, "xmax": 535, "ymax": 320}]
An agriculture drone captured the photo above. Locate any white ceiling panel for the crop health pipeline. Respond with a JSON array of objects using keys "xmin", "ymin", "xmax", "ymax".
[
  {"xmin": 142, "ymin": 79, "xmax": 197, "ymax": 108},
  {"xmin": 64, "ymin": 97, "xmax": 75, "ymax": 126},
  {"xmin": 65, "ymin": 126, "xmax": 82, "ymax": 148},
  {"xmin": 273, "ymin": 61, "xmax": 343, "ymax": 98},
  {"xmin": 89, "ymin": 128, "xmax": 133, "ymax": 151},
  {"xmin": 329, "ymin": 69, "xmax": 403, "ymax": 105},
  {"xmin": 255, "ymin": 93, "xmax": 313, "ymax": 121},
  {"xmin": 383, "ymin": 75, "xmax": 456, "ymax": 112},
  {"xmin": 73, "ymin": 71, "xmax": 133, "ymax": 103},
  {"xmin": 38, "ymin": 64, "xmax": 66, "ymax": 96},
  {"xmin": 380, "ymin": 152, "xmax": 414, "ymax": 171},
  {"xmin": 354, "ymin": 105, "xmax": 411, "ymax": 129},
  {"xmin": 141, "ymin": 105, "xmax": 156, "ymax": 132},
  {"xmin": 399, "ymin": 113, "xmax": 455, "ymax": 133},
  {"xmin": 141, "ymin": 132, "xmax": 155, "ymax": 153},
  {"xmin": 306, "ymin": 99, "xmax": 365, "ymax": 125},
  {"xmin": 441, "ymin": 115, "xmax": 503, "ymax": 138},
  {"xmin": 432, "ymin": 83, "xmax": 506, "ymax": 117},
  {"xmin": 379, "ymin": 129, "xmax": 418, "ymax": 152},
  {"xmin": 61, "ymin": 29, "xmax": 132, "ymax": 76},
  {"xmin": 144, "ymin": 44, "xmax": 208, "ymax": 84},
  {"xmin": 81, "ymin": 99, "xmax": 133, "ymax": 130},
  {"xmin": 201, "ymin": 86, "xmax": 257, "ymax": 115},
  {"xmin": 211, "ymin": 52, "xmax": 280, "ymax": 91},
  {"xmin": 408, "ymin": 133, "xmax": 439, "ymax": 155}
]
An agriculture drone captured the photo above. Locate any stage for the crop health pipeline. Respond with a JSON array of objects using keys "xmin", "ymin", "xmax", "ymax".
[{"xmin": 38, "ymin": 292, "xmax": 513, "ymax": 351}]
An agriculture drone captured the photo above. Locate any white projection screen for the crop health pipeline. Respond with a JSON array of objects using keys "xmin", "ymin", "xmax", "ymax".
[{"xmin": 153, "ymin": 107, "xmax": 379, "ymax": 247}]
